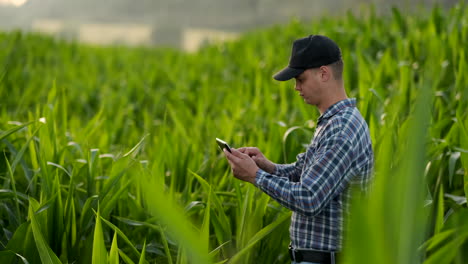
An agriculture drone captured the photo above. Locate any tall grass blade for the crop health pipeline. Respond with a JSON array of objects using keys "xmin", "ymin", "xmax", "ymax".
[
  {"xmin": 119, "ymin": 249, "xmax": 136, "ymax": 264},
  {"xmin": 109, "ymin": 232, "xmax": 119, "ymax": 264},
  {"xmin": 92, "ymin": 208, "xmax": 108, "ymax": 264},
  {"xmin": 0, "ymin": 121, "xmax": 34, "ymax": 141},
  {"xmin": 28, "ymin": 200, "xmax": 62, "ymax": 264},
  {"xmin": 0, "ymin": 250, "xmax": 30, "ymax": 264},
  {"xmin": 100, "ymin": 216, "xmax": 141, "ymax": 259},
  {"xmin": 138, "ymin": 240, "xmax": 147, "ymax": 264},
  {"xmin": 5, "ymin": 153, "xmax": 21, "ymax": 225}
]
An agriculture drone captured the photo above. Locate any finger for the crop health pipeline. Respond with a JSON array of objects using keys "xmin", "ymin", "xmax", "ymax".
[
  {"xmin": 243, "ymin": 147, "xmax": 260, "ymax": 156},
  {"xmin": 237, "ymin": 147, "xmax": 247, "ymax": 153},
  {"xmin": 224, "ymin": 149, "xmax": 242, "ymax": 163},
  {"xmin": 238, "ymin": 148, "xmax": 257, "ymax": 158},
  {"xmin": 231, "ymin": 148, "xmax": 249, "ymax": 159}
]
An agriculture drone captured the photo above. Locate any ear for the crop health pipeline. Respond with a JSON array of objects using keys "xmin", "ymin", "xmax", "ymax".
[{"xmin": 319, "ymin": 66, "xmax": 332, "ymax": 82}]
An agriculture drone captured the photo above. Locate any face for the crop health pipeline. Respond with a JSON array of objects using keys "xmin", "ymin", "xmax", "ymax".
[{"xmin": 294, "ymin": 68, "xmax": 323, "ymax": 105}]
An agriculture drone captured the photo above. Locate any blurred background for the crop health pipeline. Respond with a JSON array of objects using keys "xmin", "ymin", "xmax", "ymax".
[{"xmin": 0, "ymin": 0, "xmax": 460, "ymax": 52}]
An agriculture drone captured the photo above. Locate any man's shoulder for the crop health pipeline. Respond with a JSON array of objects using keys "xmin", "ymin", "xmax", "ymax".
[
  {"xmin": 330, "ymin": 106, "xmax": 366, "ymax": 126},
  {"xmin": 325, "ymin": 108, "xmax": 368, "ymax": 139}
]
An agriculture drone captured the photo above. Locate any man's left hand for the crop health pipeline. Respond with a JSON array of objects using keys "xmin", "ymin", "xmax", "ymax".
[{"xmin": 224, "ymin": 148, "xmax": 259, "ymax": 184}]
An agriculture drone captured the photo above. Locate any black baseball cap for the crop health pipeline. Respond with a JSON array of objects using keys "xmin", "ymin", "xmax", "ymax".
[{"xmin": 273, "ymin": 35, "xmax": 342, "ymax": 81}]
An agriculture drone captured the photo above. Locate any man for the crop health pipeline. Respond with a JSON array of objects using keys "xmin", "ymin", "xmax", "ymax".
[{"xmin": 223, "ymin": 35, "xmax": 374, "ymax": 264}]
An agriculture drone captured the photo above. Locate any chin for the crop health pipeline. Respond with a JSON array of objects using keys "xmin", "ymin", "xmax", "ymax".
[{"xmin": 304, "ymin": 99, "xmax": 316, "ymax": 106}]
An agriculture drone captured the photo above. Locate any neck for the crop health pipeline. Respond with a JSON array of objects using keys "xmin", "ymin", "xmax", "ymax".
[{"xmin": 317, "ymin": 84, "xmax": 347, "ymax": 114}]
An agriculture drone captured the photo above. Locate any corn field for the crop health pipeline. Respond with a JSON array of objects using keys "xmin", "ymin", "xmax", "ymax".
[{"xmin": 1, "ymin": 2, "xmax": 467, "ymax": 264}]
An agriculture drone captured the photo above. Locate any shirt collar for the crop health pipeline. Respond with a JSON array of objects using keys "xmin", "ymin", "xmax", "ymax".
[{"xmin": 317, "ymin": 98, "xmax": 356, "ymax": 124}]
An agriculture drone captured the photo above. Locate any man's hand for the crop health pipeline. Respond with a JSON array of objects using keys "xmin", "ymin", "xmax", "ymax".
[
  {"xmin": 238, "ymin": 147, "xmax": 276, "ymax": 174},
  {"xmin": 224, "ymin": 148, "xmax": 259, "ymax": 184}
]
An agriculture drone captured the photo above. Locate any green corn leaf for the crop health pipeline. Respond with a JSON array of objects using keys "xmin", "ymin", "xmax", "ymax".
[
  {"xmin": 424, "ymin": 229, "xmax": 456, "ymax": 252},
  {"xmin": 138, "ymin": 240, "xmax": 147, "ymax": 264},
  {"xmin": 0, "ymin": 121, "xmax": 34, "ymax": 141},
  {"xmin": 35, "ymin": 192, "xmax": 58, "ymax": 215},
  {"xmin": 119, "ymin": 249, "xmax": 136, "ymax": 264},
  {"xmin": 448, "ymin": 152, "xmax": 460, "ymax": 187},
  {"xmin": 101, "ymin": 181, "xmax": 131, "ymax": 218},
  {"xmin": 28, "ymin": 201, "xmax": 62, "ymax": 264},
  {"xmin": 68, "ymin": 197, "xmax": 77, "ymax": 248},
  {"xmin": 4, "ymin": 221, "xmax": 29, "ymax": 250},
  {"xmin": 100, "ymin": 170, "xmax": 127, "ymax": 204},
  {"xmin": 10, "ymin": 124, "xmax": 42, "ymax": 174},
  {"xmin": 456, "ymin": 110, "xmax": 468, "ymax": 201},
  {"xmin": 92, "ymin": 208, "xmax": 108, "ymax": 264},
  {"xmin": 0, "ymin": 189, "xmax": 28, "ymax": 201},
  {"xmin": 434, "ymin": 184, "xmax": 444, "ymax": 234},
  {"xmin": 109, "ymin": 232, "xmax": 119, "ymax": 264},
  {"xmin": 166, "ymin": 104, "xmax": 191, "ymax": 144},
  {"xmin": 444, "ymin": 194, "xmax": 467, "ymax": 206},
  {"xmin": 209, "ymin": 240, "xmax": 231, "ymax": 259},
  {"xmin": 0, "ymin": 250, "xmax": 30, "ymax": 264},
  {"xmin": 139, "ymin": 168, "xmax": 211, "ymax": 264},
  {"xmin": 1, "ymin": 222, "xmax": 33, "ymax": 263},
  {"xmin": 50, "ymin": 174, "xmax": 64, "ymax": 254},
  {"xmin": 123, "ymin": 134, "xmax": 149, "ymax": 158},
  {"xmin": 201, "ymin": 187, "xmax": 211, "ymax": 253},
  {"xmin": 229, "ymin": 212, "xmax": 290, "ymax": 264},
  {"xmin": 46, "ymin": 161, "xmax": 72, "ymax": 178},
  {"xmin": 4, "ymin": 151, "xmax": 21, "ymax": 223},
  {"xmin": 159, "ymin": 225, "xmax": 174, "ymax": 264},
  {"xmin": 423, "ymin": 230, "xmax": 468, "ymax": 264},
  {"xmin": 112, "ymin": 215, "xmax": 173, "ymax": 262},
  {"xmin": 79, "ymin": 195, "xmax": 99, "ymax": 232},
  {"xmin": 100, "ymin": 216, "xmax": 141, "ymax": 259},
  {"xmin": 113, "ymin": 216, "xmax": 161, "ymax": 230},
  {"xmin": 191, "ymin": 171, "xmax": 232, "ymax": 238}
]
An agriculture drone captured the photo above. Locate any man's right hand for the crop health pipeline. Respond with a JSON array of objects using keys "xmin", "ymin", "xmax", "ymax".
[{"xmin": 237, "ymin": 147, "xmax": 276, "ymax": 174}]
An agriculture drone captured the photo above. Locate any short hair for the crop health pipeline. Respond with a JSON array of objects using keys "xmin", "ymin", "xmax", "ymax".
[{"xmin": 328, "ymin": 59, "xmax": 343, "ymax": 81}]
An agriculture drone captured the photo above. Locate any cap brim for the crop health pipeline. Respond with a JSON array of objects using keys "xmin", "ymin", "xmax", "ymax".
[{"xmin": 273, "ymin": 67, "xmax": 305, "ymax": 81}]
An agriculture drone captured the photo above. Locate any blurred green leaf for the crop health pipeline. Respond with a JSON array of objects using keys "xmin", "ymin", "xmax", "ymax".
[{"xmin": 0, "ymin": 121, "xmax": 34, "ymax": 141}]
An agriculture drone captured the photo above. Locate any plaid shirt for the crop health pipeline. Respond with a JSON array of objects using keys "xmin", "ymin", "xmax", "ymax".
[{"xmin": 255, "ymin": 98, "xmax": 374, "ymax": 252}]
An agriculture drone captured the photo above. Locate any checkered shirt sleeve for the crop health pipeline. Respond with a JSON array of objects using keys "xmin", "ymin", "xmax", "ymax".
[
  {"xmin": 273, "ymin": 153, "xmax": 306, "ymax": 182},
  {"xmin": 255, "ymin": 134, "xmax": 355, "ymax": 216}
]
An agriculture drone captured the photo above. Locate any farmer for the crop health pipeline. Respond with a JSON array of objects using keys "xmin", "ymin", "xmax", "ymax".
[{"xmin": 223, "ymin": 35, "xmax": 374, "ymax": 264}]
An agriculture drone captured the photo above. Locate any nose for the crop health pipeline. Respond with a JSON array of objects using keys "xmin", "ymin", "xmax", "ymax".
[{"xmin": 294, "ymin": 82, "xmax": 300, "ymax": 91}]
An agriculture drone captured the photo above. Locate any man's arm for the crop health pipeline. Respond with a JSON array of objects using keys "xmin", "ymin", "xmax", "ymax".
[
  {"xmin": 255, "ymin": 136, "xmax": 355, "ymax": 217},
  {"xmin": 239, "ymin": 147, "xmax": 305, "ymax": 182},
  {"xmin": 273, "ymin": 152, "xmax": 306, "ymax": 182}
]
